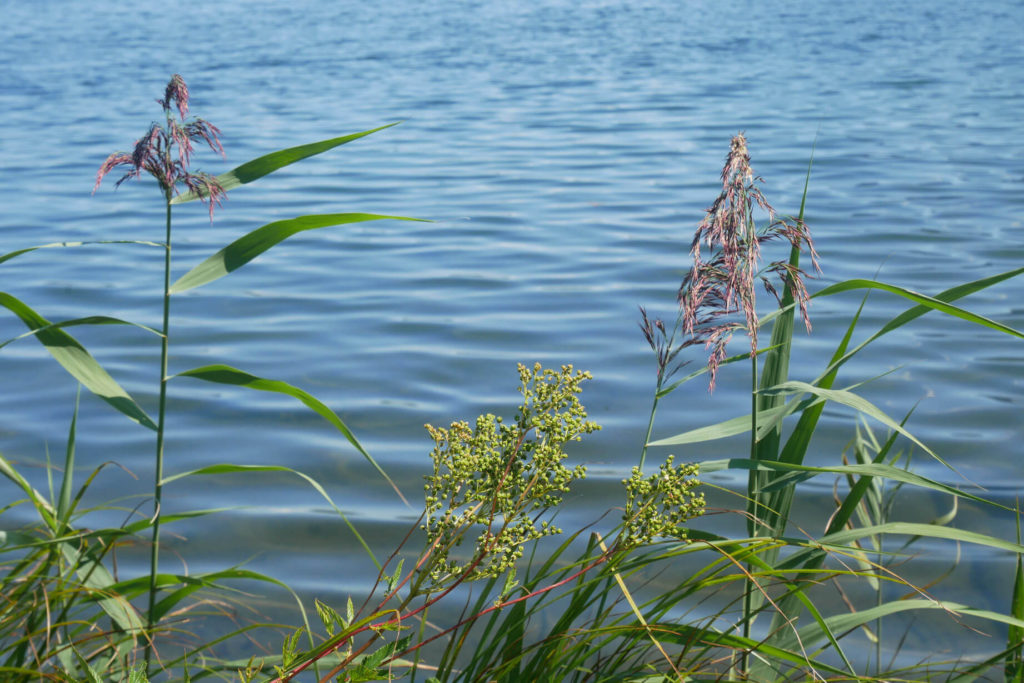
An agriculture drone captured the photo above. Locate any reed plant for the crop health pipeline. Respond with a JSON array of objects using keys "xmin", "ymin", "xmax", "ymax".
[
  {"xmin": 2, "ymin": 76, "xmax": 1024, "ymax": 681},
  {"xmin": 256, "ymin": 136, "xmax": 1024, "ymax": 682},
  {"xmin": 1, "ymin": 74, "xmax": 421, "ymax": 680}
]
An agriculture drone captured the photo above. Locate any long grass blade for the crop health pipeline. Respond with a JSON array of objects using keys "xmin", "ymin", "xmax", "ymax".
[
  {"xmin": 0, "ymin": 240, "xmax": 162, "ymax": 266},
  {"xmin": 0, "ymin": 316, "xmax": 161, "ymax": 351},
  {"xmin": 776, "ymin": 599, "xmax": 1024, "ymax": 654},
  {"xmin": 815, "ymin": 277, "xmax": 1024, "ymax": 339},
  {"xmin": 1008, "ymin": 506, "xmax": 1024, "ymax": 681},
  {"xmin": 55, "ymin": 386, "xmax": 80, "ymax": 532},
  {"xmin": 173, "ymin": 364, "xmax": 405, "ymax": 504},
  {"xmin": 698, "ymin": 458, "xmax": 1005, "ymax": 511},
  {"xmin": 760, "ymin": 381, "xmax": 945, "ymax": 467},
  {"xmin": 0, "ymin": 292, "xmax": 157, "ymax": 430},
  {"xmin": 170, "ymin": 213, "xmax": 427, "ymax": 293},
  {"xmin": 159, "ymin": 463, "xmax": 380, "ymax": 570},
  {"xmin": 170, "ymin": 123, "xmax": 400, "ymax": 204}
]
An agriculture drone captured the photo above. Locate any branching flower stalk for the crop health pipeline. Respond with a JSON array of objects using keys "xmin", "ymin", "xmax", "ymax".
[
  {"xmin": 672, "ymin": 133, "xmax": 817, "ymax": 672},
  {"xmin": 93, "ymin": 75, "xmax": 225, "ymax": 667},
  {"xmin": 271, "ymin": 364, "xmax": 704, "ymax": 683},
  {"xmin": 678, "ymin": 132, "xmax": 817, "ymax": 392}
]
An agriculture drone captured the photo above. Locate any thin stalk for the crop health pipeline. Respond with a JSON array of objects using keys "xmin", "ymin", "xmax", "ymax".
[
  {"xmin": 144, "ymin": 189, "xmax": 173, "ymax": 668},
  {"xmin": 745, "ymin": 350, "xmax": 761, "ymax": 675},
  {"xmin": 638, "ymin": 395, "xmax": 659, "ymax": 473}
]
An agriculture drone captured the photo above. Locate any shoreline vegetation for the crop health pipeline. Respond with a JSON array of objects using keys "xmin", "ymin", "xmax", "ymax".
[{"xmin": 2, "ymin": 76, "xmax": 1023, "ymax": 682}]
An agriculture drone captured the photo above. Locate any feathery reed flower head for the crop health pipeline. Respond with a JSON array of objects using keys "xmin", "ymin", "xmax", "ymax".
[
  {"xmin": 93, "ymin": 74, "xmax": 226, "ymax": 219},
  {"xmin": 679, "ymin": 133, "xmax": 819, "ymax": 390}
]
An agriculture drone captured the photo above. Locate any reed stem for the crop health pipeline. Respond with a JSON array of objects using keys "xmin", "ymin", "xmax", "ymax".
[{"xmin": 144, "ymin": 190, "xmax": 173, "ymax": 669}]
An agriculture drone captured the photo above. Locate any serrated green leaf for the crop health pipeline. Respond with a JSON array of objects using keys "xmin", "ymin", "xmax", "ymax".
[
  {"xmin": 170, "ymin": 123, "xmax": 400, "ymax": 204},
  {"xmin": 0, "ymin": 292, "xmax": 156, "ymax": 430},
  {"xmin": 170, "ymin": 213, "xmax": 427, "ymax": 293}
]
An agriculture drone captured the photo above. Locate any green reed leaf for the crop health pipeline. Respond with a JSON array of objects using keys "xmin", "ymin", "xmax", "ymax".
[
  {"xmin": 172, "ymin": 364, "xmax": 405, "ymax": 504},
  {"xmin": 761, "ymin": 380, "xmax": 947, "ymax": 468},
  {"xmin": 647, "ymin": 404, "xmax": 791, "ymax": 446},
  {"xmin": 61, "ymin": 542, "xmax": 146, "ymax": 635},
  {"xmin": 778, "ymin": 599, "xmax": 1024, "ymax": 655},
  {"xmin": 815, "ymin": 277, "xmax": 1024, "ymax": 339},
  {"xmin": 0, "ymin": 240, "xmax": 162, "ymax": 266},
  {"xmin": 697, "ymin": 458, "xmax": 1005, "ymax": 511},
  {"xmin": 169, "ymin": 123, "xmax": 400, "ymax": 204},
  {"xmin": 0, "ymin": 292, "xmax": 156, "ymax": 431},
  {"xmin": 0, "ymin": 316, "xmax": 161, "ymax": 351},
  {"xmin": 1009, "ymin": 508, "xmax": 1024, "ymax": 680},
  {"xmin": 160, "ymin": 462, "xmax": 380, "ymax": 571},
  {"xmin": 170, "ymin": 213, "xmax": 427, "ymax": 293}
]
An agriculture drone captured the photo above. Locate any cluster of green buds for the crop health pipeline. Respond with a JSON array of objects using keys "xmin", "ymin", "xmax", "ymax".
[
  {"xmin": 620, "ymin": 455, "xmax": 705, "ymax": 548},
  {"xmin": 421, "ymin": 363, "xmax": 600, "ymax": 584}
]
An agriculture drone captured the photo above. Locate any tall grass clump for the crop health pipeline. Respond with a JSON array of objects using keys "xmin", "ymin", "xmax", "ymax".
[
  {"xmin": 254, "ymin": 136, "xmax": 1024, "ymax": 682},
  {"xmin": 1, "ymin": 74, "xmax": 421, "ymax": 680},
  {"xmin": 2, "ymin": 75, "xmax": 1024, "ymax": 682}
]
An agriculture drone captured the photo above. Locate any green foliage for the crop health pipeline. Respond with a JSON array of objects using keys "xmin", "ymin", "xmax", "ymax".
[{"xmin": 2, "ymin": 81, "xmax": 1023, "ymax": 683}]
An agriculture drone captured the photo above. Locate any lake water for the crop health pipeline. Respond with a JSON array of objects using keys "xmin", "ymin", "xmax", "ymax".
[{"xmin": 2, "ymin": 0, "xmax": 1023, "ymax": 671}]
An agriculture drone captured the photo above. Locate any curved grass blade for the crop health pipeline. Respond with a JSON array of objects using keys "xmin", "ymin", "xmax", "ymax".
[
  {"xmin": 160, "ymin": 463, "xmax": 380, "ymax": 571},
  {"xmin": 170, "ymin": 123, "xmax": 400, "ymax": 204},
  {"xmin": 1, "ymin": 316, "xmax": 161, "ymax": 351},
  {"xmin": 0, "ymin": 240, "xmax": 162, "ymax": 266},
  {"xmin": 172, "ymin": 364, "xmax": 405, "ymax": 504},
  {"xmin": 781, "ymin": 521, "xmax": 1024, "ymax": 571},
  {"xmin": 61, "ymin": 542, "xmax": 146, "ymax": 635},
  {"xmin": 778, "ymin": 599, "xmax": 1024, "ymax": 654},
  {"xmin": 815, "ymin": 277, "xmax": 1024, "ymax": 339},
  {"xmin": 0, "ymin": 293, "xmax": 156, "ymax": 431},
  {"xmin": 170, "ymin": 213, "xmax": 428, "ymax": 293},
  {"xmin": 760, "ymin": 380, "xmax": 945, "ymax": 467},
  {"xmin": 647, "ymin": 403, "xmax": 792, "ymax": 447},
  {"xmin": 697, "ymin": 458, "xmax": 1007, "ymax": 512}
]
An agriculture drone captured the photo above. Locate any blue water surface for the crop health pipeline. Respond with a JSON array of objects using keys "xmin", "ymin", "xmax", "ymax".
[{"xmin": 2, "ymin": 0, "xmax": 1023, "ymax": 669}]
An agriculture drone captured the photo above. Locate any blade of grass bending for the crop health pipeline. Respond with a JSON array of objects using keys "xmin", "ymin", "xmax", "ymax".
[
  {"xmin": 170, "ymin": 213, "xmax": 428, "ymax": 293},
  {"xmin": 144, "ymin": 568, "xmax": 308, "ymax": 623},
  {"xmin": 761, "ymin": 381, "xmax": 947, "ymax": 468},
  {"xmin": 780, "ymin": 522, "xmax": 1024, "ymax": 570},
  {"xmin": 60, "ymin": 542, "xmax": 146, "ymax": 635},
  {"xmin": 170, "ymin": 123, "xmax": 401, "ymax": 204},
  {"xmin": 173, "ymin": 364, "xmax": 406, "ymax": 505},
  {"xmin": 697, "ymin": 459, "xmax": 1004, "ymax": 511},
  {"xmin": 815, "ymin": 277, "xmax": 1024, "ymax": 339},
  {"xmin": 1009, "ymin": 504, "xmax": 1024, "ymax": 681},
  {"xmin": 647, "ymin": 403, "xmax": 792, "ymax": 447},
  {"xmin": 160, "ymin": 463, "xmax": 380, "ymax": 571},
  {"xmin": 0, "ymin": 240, "xmax": 162, "ymax": 266},
  {"xmin": 810, "ymin": 266, "xmax": 1024, "ymax": 390},
  {"xmin": 0, "ymin": 292, "xmax": 157, "ymax": 431},
  {"xmin": 776, "ymin": 599, "xmax": 1024, "ymax": 654},
  {"xmin": 0, "ymin": 316, "xmax": 162, "ymax": 351}
]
